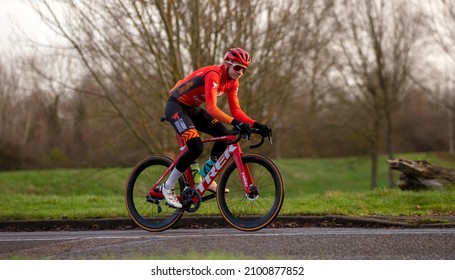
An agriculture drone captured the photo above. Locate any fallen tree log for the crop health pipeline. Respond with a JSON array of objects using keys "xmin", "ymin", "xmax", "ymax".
[{"xmin": 388, "ymin": 158, "xmax": 455, "ymax": 191}]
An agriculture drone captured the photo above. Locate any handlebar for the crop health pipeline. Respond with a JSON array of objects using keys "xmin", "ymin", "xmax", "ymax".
[{"xmin": 225, "ymin": 128, "xmax": 272, "ymax": 149}]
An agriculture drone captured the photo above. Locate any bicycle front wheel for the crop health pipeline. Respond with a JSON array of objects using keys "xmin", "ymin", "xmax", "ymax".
[
  {"xmin": 217, "ymin": 153, "xmax": 284, "ymax": 231},
  {"xmin": 125, "ymin": 156, "xmax": 184, "ymax": 232}
]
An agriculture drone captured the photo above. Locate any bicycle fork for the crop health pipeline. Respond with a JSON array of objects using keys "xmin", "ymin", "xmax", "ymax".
[{"xmin": 233, "ymin": 150, "xmax": 259, "ymax": 198}]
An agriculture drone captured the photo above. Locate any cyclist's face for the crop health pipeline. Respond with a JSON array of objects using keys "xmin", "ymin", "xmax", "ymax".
[{"xmin": 227, "ymin": 62, "xmax": 246, "ymax": 80}]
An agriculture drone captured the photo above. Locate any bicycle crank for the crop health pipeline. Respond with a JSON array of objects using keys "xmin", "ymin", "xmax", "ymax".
[{"xmin": 181, "ymin": 188, "xmax": 202, "ymax": 213}]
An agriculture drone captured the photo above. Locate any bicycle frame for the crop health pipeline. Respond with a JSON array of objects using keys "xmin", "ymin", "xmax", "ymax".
[{"xmin": 147, "ymin": 133, "xmax": 254, "ymax": 199}]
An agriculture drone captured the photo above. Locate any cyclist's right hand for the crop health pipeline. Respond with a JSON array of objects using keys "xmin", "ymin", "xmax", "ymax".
[
  {"xmin": 253, "ymin": 122, "xmax": 272, "ymax": 137},
  {"xmin": 231, "ymin": 119, "xmax": 252, "ymax": 137}
]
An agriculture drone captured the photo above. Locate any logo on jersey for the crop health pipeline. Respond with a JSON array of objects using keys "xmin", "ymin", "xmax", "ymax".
[
  {"xmin": 178, "ymin": 81, "xmax": 194, "ymax": 95},
  {"xmin": 192, "ymin": 95, "xmax": 203, "ymax": 104},
  {"xmin": 171, "ymin": 112, "xmax": 180, "ymax": 120},
  {"xmin": 212, "ymin": 81, "xmax": 218, "ymax": 89}
]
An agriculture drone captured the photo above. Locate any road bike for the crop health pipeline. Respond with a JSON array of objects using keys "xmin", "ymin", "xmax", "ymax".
[{"xmin": 124, "ymin": 117, "xmax": 284, "ymax": 232}]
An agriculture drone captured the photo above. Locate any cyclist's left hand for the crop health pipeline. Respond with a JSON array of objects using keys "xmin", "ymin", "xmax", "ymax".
[{"xmin": 253, "ymin": 122, "xmax": 272, "ymax": 137}]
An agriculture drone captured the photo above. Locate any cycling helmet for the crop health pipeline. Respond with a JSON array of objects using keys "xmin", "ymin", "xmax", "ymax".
[{"xmin": 224, "ymin": 48, "xmax": 251, "ymax": 67}]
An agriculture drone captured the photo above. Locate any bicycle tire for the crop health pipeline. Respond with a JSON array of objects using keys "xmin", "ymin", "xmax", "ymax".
[
  {"xmin": 216, "ymin": 153, "xmax": 284, "ymax": 231},
  {"xmin": 125, "ymin": 155, "xmax": 184, "ymax": 232}
]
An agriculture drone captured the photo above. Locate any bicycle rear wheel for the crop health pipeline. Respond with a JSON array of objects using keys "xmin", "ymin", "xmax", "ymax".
[
  {"xmin": 217, "ymin": 153, "xmax": 284, "ymax": 231},
  {"xmin": 125, "ymin": 156, "xmax": 184, "ymax": 232}
]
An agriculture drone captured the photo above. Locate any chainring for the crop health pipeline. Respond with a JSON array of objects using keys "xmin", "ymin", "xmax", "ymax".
[{"xmin": 181, "ymin": 188, "xmax": 202, "ymax": 213}]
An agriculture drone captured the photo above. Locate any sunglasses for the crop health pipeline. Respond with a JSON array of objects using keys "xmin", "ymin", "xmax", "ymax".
[{"xmin": 227, "ymin": 61, "xmax": 247, "ymax": 72}]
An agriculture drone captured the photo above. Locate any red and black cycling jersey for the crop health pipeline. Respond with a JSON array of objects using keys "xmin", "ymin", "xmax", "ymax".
[{"xmin": 169, "ymin": 64, "xmax": 255, "ymax": 126}]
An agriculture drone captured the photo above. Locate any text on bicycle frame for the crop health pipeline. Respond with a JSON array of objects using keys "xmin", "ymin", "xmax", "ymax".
[{"xmin": 197, "ymin": 145, "xmax": 238, "ymax": 193}]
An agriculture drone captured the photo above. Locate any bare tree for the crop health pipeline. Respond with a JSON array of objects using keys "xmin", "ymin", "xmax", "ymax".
[
  {"xmin": 423, "ymin": 0, "xmax": 455, "ymax": 154},
  {"xmin": 285, "ymin": 0, "xmax": 338, "ymax": 157},
  {"xmin": 333, "ymin": 0, "xmax": 425, "ymax": 188},
  {"xmin": 26, "ymin": 0, "xmax": 333, "ymax": 158},
  {"xmin": 429, "ymin": 0, "xmax": 455, "ymax": 64},
  {"xmin": 0, "ymin": 59, "xmax": 22, "ymax": 169}
]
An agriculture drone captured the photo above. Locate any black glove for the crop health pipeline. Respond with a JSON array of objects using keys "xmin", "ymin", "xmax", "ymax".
[
  {"xmin": 231, "ymin": 119, "xmax": 252, "ymax": 137},
  {"xmin": 253, "ymin": 122, "xmax": 272, "ymax": 137}
]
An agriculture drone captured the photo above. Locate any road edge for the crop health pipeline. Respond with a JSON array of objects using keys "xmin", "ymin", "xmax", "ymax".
[{"xmin": 1, "ymin": 215, "xmax": 454, "ymax": 231}]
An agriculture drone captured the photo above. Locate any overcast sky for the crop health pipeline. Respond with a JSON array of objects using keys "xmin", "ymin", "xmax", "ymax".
[{"xmin": 0, "ymin": 0, "xmax": 55, "ymax": 57}]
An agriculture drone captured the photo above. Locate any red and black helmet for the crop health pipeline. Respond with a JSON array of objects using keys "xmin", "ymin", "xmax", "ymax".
[{"xmin": 224, "ymin": 48, "xmax": 251, "ymax": 67}]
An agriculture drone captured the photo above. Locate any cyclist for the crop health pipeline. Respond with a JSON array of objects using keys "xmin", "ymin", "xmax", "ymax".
[{"xmin": 161, "ymin": 47, "xmax": 272, "ymax": 208}]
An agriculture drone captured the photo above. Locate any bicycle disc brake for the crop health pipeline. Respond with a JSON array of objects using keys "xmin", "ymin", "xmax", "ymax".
[
  {"xmin": 181, "ymin": 188, "xmax": 202, "ymax": 213},
  {"xmin": 246, "ymin": 184, "xmax": 259, "ymax": 201}
]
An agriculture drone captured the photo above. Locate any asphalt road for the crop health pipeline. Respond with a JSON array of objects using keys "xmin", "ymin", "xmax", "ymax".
[{"xmin": 1, "ymin": 227, "xmax": 454, "ymax": 260}]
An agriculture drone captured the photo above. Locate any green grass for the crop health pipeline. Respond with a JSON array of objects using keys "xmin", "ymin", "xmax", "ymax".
[
  {"xmin": 281, "ymin": 187, "xmax": 455, "ymax": 216},
  {"xmin": 0, "ymin": 153, "xmax": 454, "ymax": 220},
  {"xmin": 0, "ymin": 168, "xmax": 130, "ymax": 196}
]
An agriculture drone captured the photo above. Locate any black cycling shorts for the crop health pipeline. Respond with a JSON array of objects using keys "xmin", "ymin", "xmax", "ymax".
[{"xmin": 165, "ymin": 97, "xmax": 229, "ymax": 138}]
